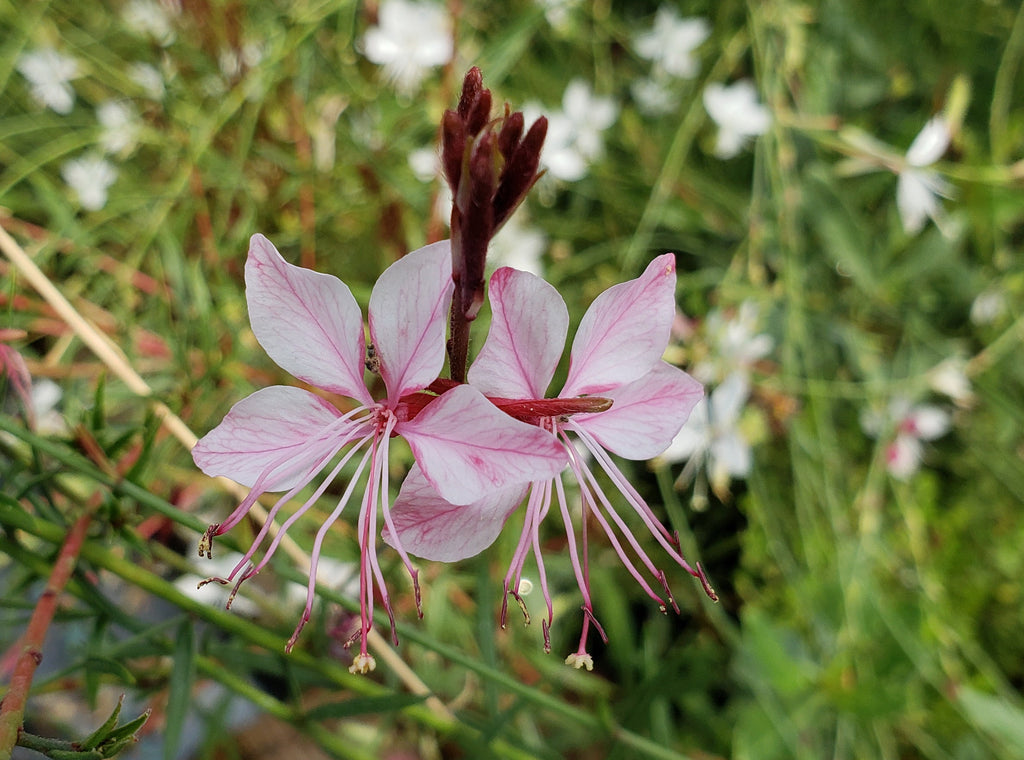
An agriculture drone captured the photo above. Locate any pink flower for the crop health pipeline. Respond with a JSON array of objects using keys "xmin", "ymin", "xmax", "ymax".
[
  {"xmin": 387, "ymin": 255, "xmax": 713, "ymax": 668},
  {"xmin": 192, "ymin": 234, "xmax": 565, "ymax": 672},
  {"xmin": 861, "ymin": 397, "xmax": 950, "ymax": 480}
]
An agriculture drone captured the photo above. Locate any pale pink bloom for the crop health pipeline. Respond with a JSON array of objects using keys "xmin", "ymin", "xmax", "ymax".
[
  {"xmin": 897, "ymin": 117, "xmax": 952, "ymax": 235},
  {"xmin": 861, "ymin": 397, "xmax": 950, "ymax": 480},
  {"xmin": 703, "ymin": 80, "xmax": 771, "ymax": 158},
  {"xmin": 0, "ymin": 343, "xmax": 34, "ymax": 425},
  {"xmin": 361, "ymin": 0, "xmax": 453, "ymax": 96},
  {"xmin": 192, "ymin": 235, "xmax": 565, "ymax": 671},
  {"xmin": 388, "ymin": 255, "xmax": 712, "ymax": 666}
]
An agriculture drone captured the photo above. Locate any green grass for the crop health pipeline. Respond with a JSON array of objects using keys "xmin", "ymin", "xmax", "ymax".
[{"xmin": 2, "ymin": 1, "xmax": 1023, "ymax": 758}]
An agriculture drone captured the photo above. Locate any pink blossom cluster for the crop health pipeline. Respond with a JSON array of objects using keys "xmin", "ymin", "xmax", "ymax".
[
  {"xmin": 192, "ymin": 235, "xmax": 713, "ymax": 672},
  {"xmin": 192, "ymin": 67, "xmax": 714, "ymax": 674}
]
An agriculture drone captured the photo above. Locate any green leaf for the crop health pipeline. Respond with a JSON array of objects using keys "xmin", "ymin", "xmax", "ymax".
[
  {"xmin": 958, "ymin": 687, "xmax": 1024, "ymax": 759},
  {"xmin": 163, "ymin": 620, "xmax": 196, "ymax": 760},
  {"xmin": 80, "ymin": 695, "xmax": 124, "ymax": 750},
  {"xmin": 303, "ymin": 693, "xmax": 427, "ymax": 721}
]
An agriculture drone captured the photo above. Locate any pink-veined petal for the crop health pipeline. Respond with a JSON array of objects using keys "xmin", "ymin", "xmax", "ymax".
[
  {"xmin": 400, "ymin": 384, "xmax": 566, "ymax": 505},
  {"xmin": 383, "ymin": 465, "xmax": 527, "ymax": 561},
  {"xmin": 562, "ymin": 253, "xmax": 678, "ymax": 396},
  {"xmin": 571, "ymin": 362, "xmax": 704, "ymax": 459},
  {"xmin": 245, "ymin": 234, "xmax": 372, "ymax": 404},
  {"xmin": 192, "ymin": 385, "xmax": 347, "ymax": 490},
  {"xmin": 468, "ymin": 267, "xmax": 569, "ymax": 398},
  {"xmin": 368, "ymin": 240, "xmax": 454, "ymax": 401}
]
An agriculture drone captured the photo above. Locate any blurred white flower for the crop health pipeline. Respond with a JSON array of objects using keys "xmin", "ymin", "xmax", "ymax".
[
  {"xmin": 408, "ymin": 146, "xmax": 441, "ymax": 182},
  {"xmin": 861, "ymin": 397, "xmax": 950, "ymax": 480},
  {"xmin": 97, "ymin": 101, "xmax": 139, "ymax": 154},
  {"xmin": 62, "ymin": 156, "xmax": 117, "ymax": 211},
  {"xmin": 703, "ymin": 80, "xmax": 771, "ymax": 159},
  {"xmin": 123, "ymin": 0, "xmax": 176, "ymax": 45},
  {"xmin": 631, "ymin": 76, "xmax": 677, "ymax": 116},
  {"xmin": 661, "ymin": 372, "xmax": 752, "ymax": 494},
  {"xmin": 694, "ymin": 301, "xmax": 774, "ymax": 384},
  {"xmin": 489, "ymin": 212, "xmax": 547, "ymax": 276},
  {"xmin": 635, "ymin": 9, "xmax": 710, "ymax": 79},
  {"xmin": 927, "ymin": 358, "xmax": 973, "ymax": 407},
  {"xmin": 896, "ymin": 117, "xmax": 952, "ymax": 235},
  {"xmin": 128, "ymin": 62, "xmax": 165, "ymax": 99},
  {"xmin": 30, "ymin": 379, "xmax": 68, "ymax": 436},
  {"xmin": 17, "ymin": 48, "xmax": 79, "ymax": 114},
  {"xmin": 527, "ymin": 79, "xmax": 617, "ymax": 182},
  {"xmin": 537, "ymin": 0, "xmax": 580, "ymax": 30},
  {"xmin": 361, "ymin": 0, "xmax": 453, "ymax": 95},
  {"xmin": 970, "ymin": 287, "xmax": 1007, "ymax": 325}
]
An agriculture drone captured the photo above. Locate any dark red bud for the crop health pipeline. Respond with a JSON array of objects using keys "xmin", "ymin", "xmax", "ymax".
[
  {"xmin": 457, "ymin": 67, "xmax": 484, "ymax": 120},
  {"xmin": 497, "ymin": 110, "xmax": 524, "ymax": 161},
  {"xmin": 465, "ymin": 89, "xmax": 492, "ymax": 137},
  {"xmin": 493, "ymin": 116, "xmax": 548, "ymax": 228},
  {"xmin": 441, "ymin": 110, "xmax": 466, "ymax": 192}
]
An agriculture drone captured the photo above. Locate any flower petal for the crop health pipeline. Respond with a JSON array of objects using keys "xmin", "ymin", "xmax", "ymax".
[
  {"xmin": 192, "ymin": 385, "xmax": 346, "ymax": 490},
  {"xmin": 906, "ymin": 117, "xmax": 950, "ymax": 167},
  {"xmin": 400, "ymin": 384, "xmax": 566, "ymax": 505},
  {"xmin": 368, "ymin": 240, "xmax": 454, "ymax": 401},
  {"xmin": 246, "ymin": 234, "xmax": 372, "ymax": 403},
  {"xmin": 572, "ymin": 362, "xmax": 704, "ymax": 459},
  {"xmin": 383, "ymin": 465, "xmax": 527, "ymax": 561},
  {"xmin": 562, "ymin": 253, "xmax": 677, "ymax": 396},
  {"xmin": 468, "ymin": 267, "xmax": 568, "ymax": 398},
  {"xmin": 896, "ymin": 170, "xmax": 940, "ymax": 235}
]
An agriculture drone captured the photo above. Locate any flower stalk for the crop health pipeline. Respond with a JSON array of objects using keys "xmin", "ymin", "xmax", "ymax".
[{"xmin": 442, "ymin": 67, "xmax": 547, "ymax": 381}]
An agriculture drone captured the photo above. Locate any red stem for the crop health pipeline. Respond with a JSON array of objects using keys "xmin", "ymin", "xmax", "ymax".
[{"xmin": 0, "ymin": 506, "xmax": 95, "ymax": 757}]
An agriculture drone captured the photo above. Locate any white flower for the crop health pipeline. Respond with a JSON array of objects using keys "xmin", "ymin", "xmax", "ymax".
[
  {"xmin": 927, "ymin": 358, "xmax": 973, "ymax": 407},
  {"xmin": 62, "ymin": 156, "xmax": 117, "ymax": 211},
  {"xmin": 127, "ymin": 62, "xmax": 165, "ymax": 99},
  {"xmin": 896, "ymin": 117, "xmax": 952, "ymax": 235},
  {"xmin": 123, "ymin": 0, "xmax": 176, "ymax": 45},
  {"xmin": 703, "ymin": 80, "xmax": 771, "ymax": 159},
  {"xmin": 408, "ymin": 146, "xmax": 440, "ymax": 182},
  {"xmin": 694, "ymin": 301, "xmax": 774, "ymax": 384},
  {"xmin": 537, "ymin": 0, "xmax": 580, "ymax": 30},
  {"xmin": 17, "ymin": 48, "xmax": 79, "ymax": 114},
  {"xmin": 635, "ymin": 9, "xmax": 710, "ymax": 79},
  {"xmin": 970, "ymin": 288, "xmax": 1007, "ymax": 326},
  {"xmin": 662, "ymin": 372, "xmax": 752, "ymax": 492},
  {"xmin": 861, "ymin": 397, "xmax": 950, "ymax": 480},
  {"xmin": 489, "ymin": 212, "xmax": 547, "ymax": 276},
  {"xmin": 97, "ymin": 101, "xmax": 139, "ymax": 154},
  {"xmin": 631, "ymin": 76, "xmax": 677, "ymax": 116},
  {"xmin": 528, "ymin": 79, "xmax": 617, "ymax": 182},
  {"xmin": 31, "ymin": 379, "xmax": 68, "ymax": 436},
  {"xmin": 361, "ymin": 0, "xmax": 453, "ymax": 95}
]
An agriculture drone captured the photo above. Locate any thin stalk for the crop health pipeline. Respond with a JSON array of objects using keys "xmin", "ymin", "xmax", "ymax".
[{"xmin": 0, "ymin": 502, "xmax": 96, "ymax": 760}]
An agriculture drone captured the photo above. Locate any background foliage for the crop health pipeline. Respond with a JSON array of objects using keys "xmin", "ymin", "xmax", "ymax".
[{"xmin": 2, "ymin": 1, "xmax": 1023, "ymax": 759}]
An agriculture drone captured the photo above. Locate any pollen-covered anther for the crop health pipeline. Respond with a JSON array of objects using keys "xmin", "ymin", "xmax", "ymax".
[
  {"xmin": 349, "ymin": 653, "xmax": 377, "ymax": 675},
  {"xmin": 198, "ymin": 524, "xmax": 219, "ymax": 559},
  {"xmin": 565, "ymin": 652, "xmax": 594, "ymax": 671},
  {"xmin": 510, "ymin": 591, "xmax": 531, "ymax": 627}
]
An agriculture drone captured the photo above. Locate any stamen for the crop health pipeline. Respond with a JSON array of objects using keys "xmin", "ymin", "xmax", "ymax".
[{"xmin": 509, "ymin": 591, "xmax": 531, "ymax": 626}]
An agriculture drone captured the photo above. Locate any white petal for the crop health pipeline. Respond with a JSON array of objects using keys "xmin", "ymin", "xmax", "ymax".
[{"xmin": 906, "ymin": 117, "xmax": 950, "ymax": 167}]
